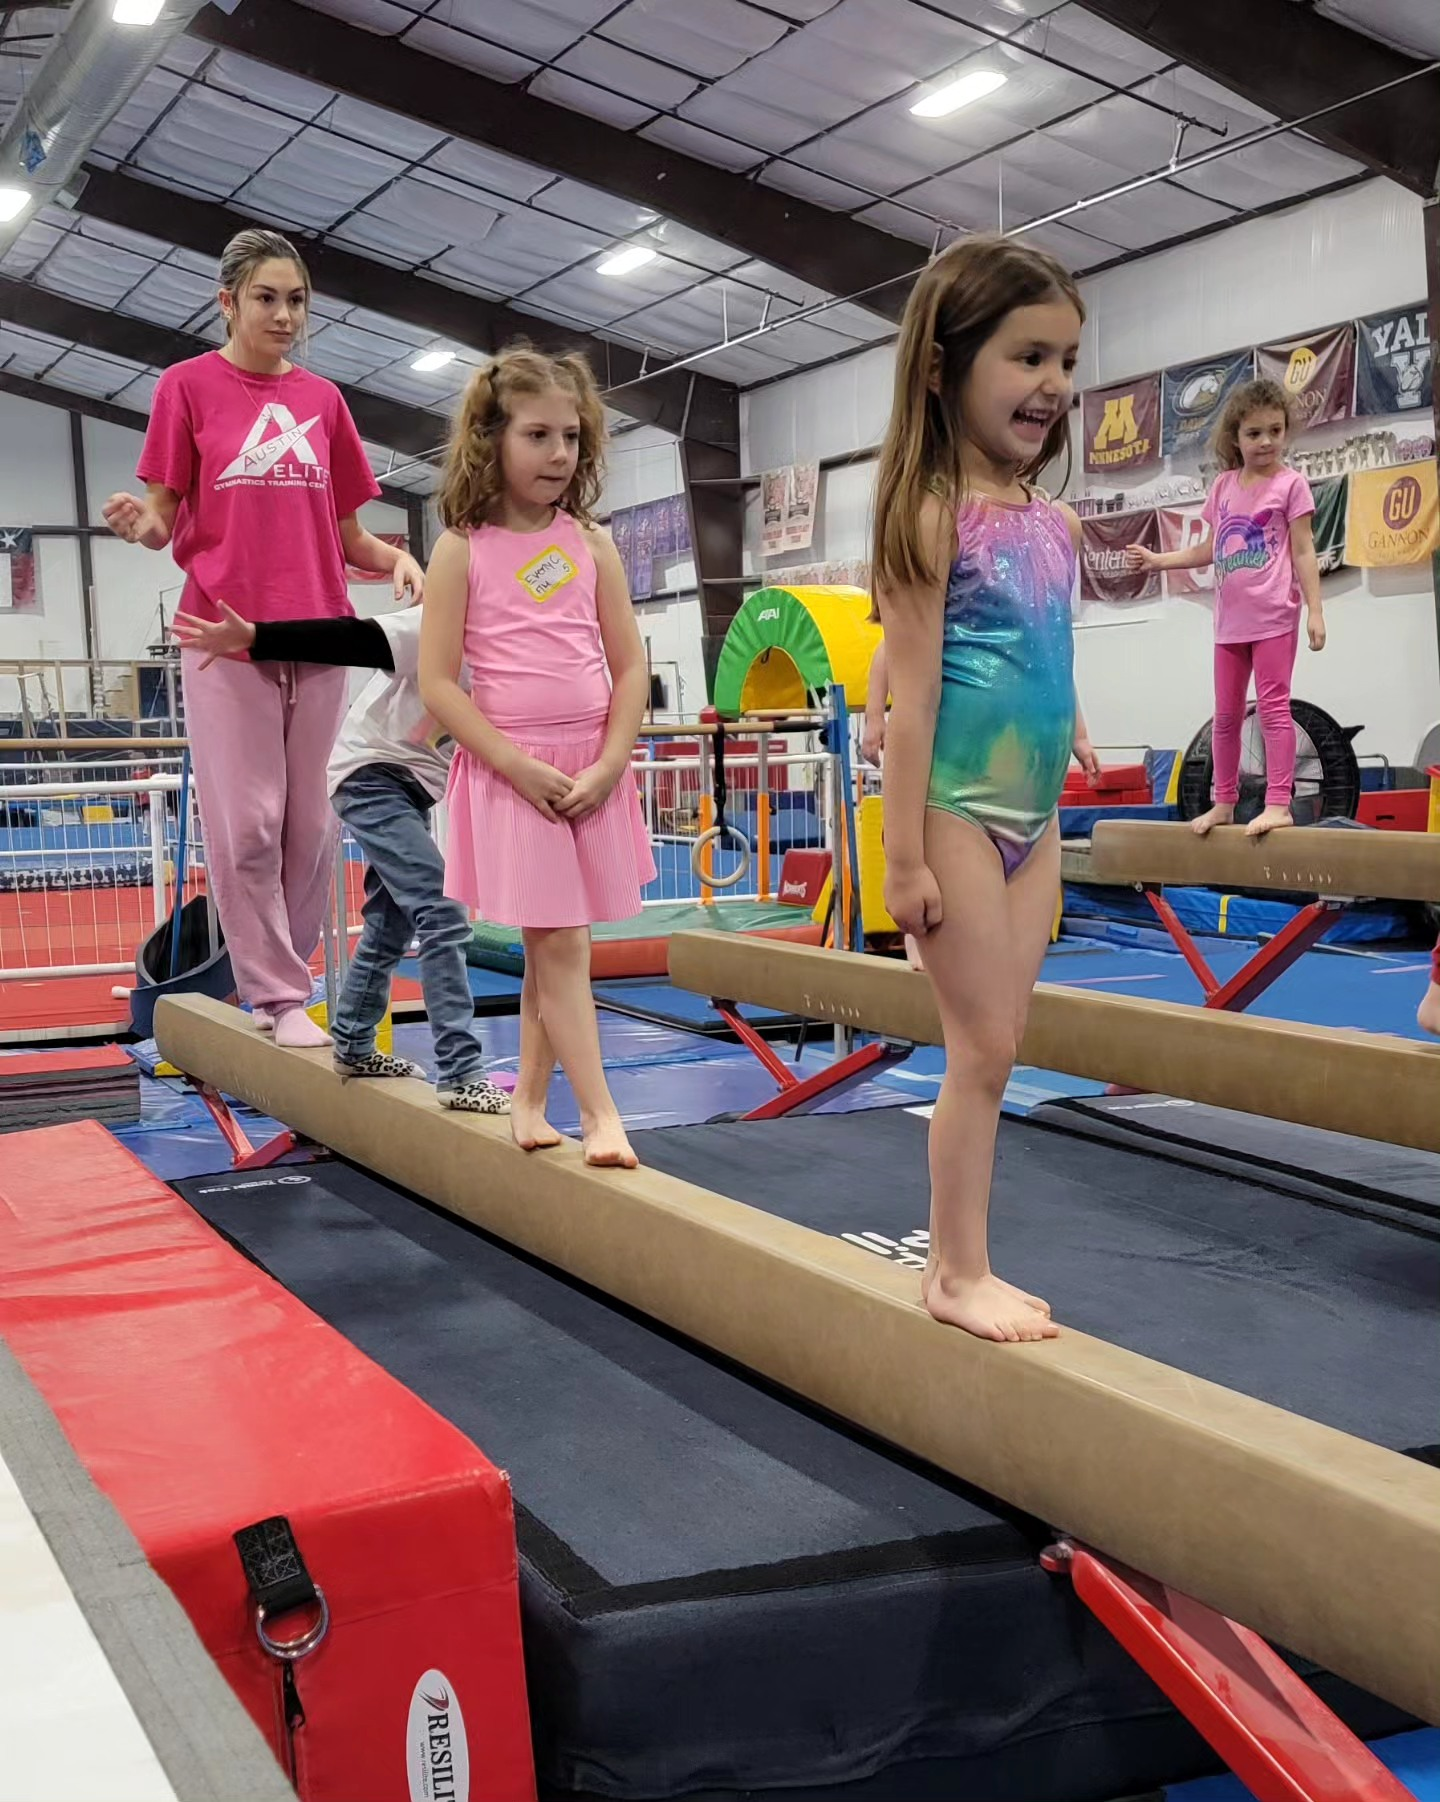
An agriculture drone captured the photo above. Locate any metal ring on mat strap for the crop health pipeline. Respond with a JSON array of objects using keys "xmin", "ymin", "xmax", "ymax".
[
  {"xmin": 256, "ymin": 1589, "xmax": 330, "ymax": 1662},
  {"xmin": 691, "ymin": 823, "xmax": 752, "ymax": 889}
]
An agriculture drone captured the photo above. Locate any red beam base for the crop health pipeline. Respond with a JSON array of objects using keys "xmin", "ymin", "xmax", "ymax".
[
  {"xmin": 713, "ymin": 1002, "xmax": 912, "ymax": 1121},
  {"xmin": 1042, "ymin": 1541, "xmax": 1412, "ymax": 1802}
]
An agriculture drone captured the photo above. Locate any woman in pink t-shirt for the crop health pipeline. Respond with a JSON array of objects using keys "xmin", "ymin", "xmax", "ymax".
[
  {"xmin": 103, "ymin": 228, "xmax": 424, "ymax": 1046},
  {"xmin": 1128, "ymin": 377, "xmax": 1326, "ymax": 838}
]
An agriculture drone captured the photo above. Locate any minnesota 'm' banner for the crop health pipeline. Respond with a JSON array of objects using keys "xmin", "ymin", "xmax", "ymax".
[
  {"xmin": 1080, "ymin": 509, "xmax": 1160, "ymax": 603},
  {"xmin": 1083, "ymin": 374, "xmax": 1161, "ymax": 475},
  {"xmin": 1354, "ymin": 303, "xmax": 1433, "ymax": 417},
  {"xmin": 1157, "ymin": 506, "xmax": 1212, "ymax": 595},
  {"xmin": 0, "ymin": 527, "xmax": 40, "ymax": 613},
  {"xmin": 1344, "ymin": 459, "xmax": 1439, "ymax": 568},
  {"xmin": 1161, "ymin": 350, "xmax": 1254, "ymax": 458},
  {"xmin": 1311, "ymin": 475, "xmax": 1347, "ymax": 573},
  {"xmin": 1255, "ymin": 324, "xmax": 1354, "ymax": 432}
]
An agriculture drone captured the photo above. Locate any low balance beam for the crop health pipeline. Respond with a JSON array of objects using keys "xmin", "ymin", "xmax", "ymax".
[
  {"xmin": 667, "ymin": 931, "xmax": 1440, "ymax": 1154},
  {"xmin": 154, "ymin": 994, "xmax": 1440, "ymax": 1724},
  {"xmin": 1090, "ymin": 820, "xmax": 1440, "ymax": 902}
]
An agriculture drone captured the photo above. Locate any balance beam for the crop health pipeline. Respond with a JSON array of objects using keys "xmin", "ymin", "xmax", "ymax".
[
  {"xmin": 667, "ymin": 931, "xmax": 1440, "ymax": 1155},
  {"xmin": 154, "ymin": 994, "xmax": 1440, "ymax": 1725},
  {"xmin": 1090, "ymin": 820, "xmax": 1440, "ymax": 902}
]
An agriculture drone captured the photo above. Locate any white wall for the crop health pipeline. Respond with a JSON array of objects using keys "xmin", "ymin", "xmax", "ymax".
[
  {"xmin": 601, "ymin": 423, "xmax": 707, "ymax": 719},
  {"xmin": 739, "ymin": 179, "xmax": 1440, "ymax": 767},
  {"xmin": 0, "ymin": 387, "xmax": 409, "ymax": 720}
]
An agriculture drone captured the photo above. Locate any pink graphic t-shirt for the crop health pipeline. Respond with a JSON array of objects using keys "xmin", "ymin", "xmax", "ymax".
[
  {"xmin": 138, "ymin": 351, "xmax": 380, "ymax": 624},
  {"xmin": 1200, "ymin": 466, "xmax": 1315, "ymax": 644}
]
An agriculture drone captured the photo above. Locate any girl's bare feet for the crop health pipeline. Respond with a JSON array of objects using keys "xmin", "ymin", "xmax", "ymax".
[
  {"xmin": 582, "ymin": 1113, "xmax": 638, "ymax": 1168},
  {"xmin": 272, "ymin": 1007, "xmax": 329, "ymax": 1048},
  {"xmin": 510, "ymin": 1091, "xmax": 562, "ymax": 1151},
  {"xmin": 923, "ymin": 1255, "xmax": 1049, "ymax": 1317},
  {"xmin": 1418, "ymin": 981, "xmax": 1440, "ymax": 1037},
  {"xmin": 1245, "ymin": 804, "xmax": 1293, "ymax": 837},
  {"xmin": 923, "ymin": 1268, "xmax": 1060, "ymax": 1342},
  {"xmin": 1190, "ymin": 803, "xmax": 1235, "ymax": 836}
]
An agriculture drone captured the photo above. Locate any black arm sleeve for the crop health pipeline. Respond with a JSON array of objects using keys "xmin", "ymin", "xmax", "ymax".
[{"xmin": 248, "ymin": 616, "xmax": 396, "ymax": 671}]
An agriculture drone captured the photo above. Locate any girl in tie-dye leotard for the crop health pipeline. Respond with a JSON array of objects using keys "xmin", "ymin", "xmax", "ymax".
[
  {"xmin": 929, "ymin": 492, "xmax": 1078, "ymax": 875},
  {"xmin": 871, "ymin": 234, "xmax": 1098, "ymax": 1347}
]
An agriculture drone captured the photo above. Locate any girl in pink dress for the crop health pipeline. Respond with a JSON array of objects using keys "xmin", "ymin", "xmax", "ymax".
[
  {"xmin": 420, "ymin": 348, "xmax": 655, "ymax": 1169},
  {"xmin": 1128, "ymin": 378, "xmax": 1326, "ymax": 838}
]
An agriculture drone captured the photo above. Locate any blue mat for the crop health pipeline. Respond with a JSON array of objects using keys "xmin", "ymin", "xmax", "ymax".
[
  {"xmin": 1065, "ymin": 880, "xmax": 1410, "ymax": 944},
  {"xmin": 1168, "ymin": 1726, "xmax": 1437, "ymax": 1799}
]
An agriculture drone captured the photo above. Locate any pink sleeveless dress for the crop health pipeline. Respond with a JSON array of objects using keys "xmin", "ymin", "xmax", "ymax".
[{"xmin": 443, "ymin": 512, "xmax": 656, "ymax": 929}]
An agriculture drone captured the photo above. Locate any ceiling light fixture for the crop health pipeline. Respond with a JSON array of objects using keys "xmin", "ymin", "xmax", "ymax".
[
  {"xmin": 910, "ymin": 68, "xmax": 1007, "ymax": 118},
  {"xmin": 597, "ymin": 245, "xmax": 656, "ymax": 278},
  {"xmin": 112, "ymin": 0, "xmax": 166, "ymax": 22},
  {"xmin": 411, "ymin": 349, "xmax": 456, "ymax": 372},
  {"xmin": 0, "ymin": 187, "xmax": 31, "ymax": 223}
]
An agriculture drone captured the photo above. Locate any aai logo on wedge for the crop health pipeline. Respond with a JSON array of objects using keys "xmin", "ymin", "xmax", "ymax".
[{"xmin": 407, "ymin": 1669, "xmax": 469, "ymax": 1802}]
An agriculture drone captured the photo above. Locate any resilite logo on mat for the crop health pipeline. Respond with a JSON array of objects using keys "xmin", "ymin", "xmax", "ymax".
[{"xmin": 407, "ymin": 1669, "xmax": 469, "ymax": 1802}]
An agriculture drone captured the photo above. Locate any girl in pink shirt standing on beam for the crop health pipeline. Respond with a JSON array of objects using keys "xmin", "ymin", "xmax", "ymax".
[
  {"xmin": 102, "ymin": 229, "xmax": 424, "ymax": 1047},
  {"xmin": 1127, "ymin": 377, "xmax": 1326, "ymax": 838}
]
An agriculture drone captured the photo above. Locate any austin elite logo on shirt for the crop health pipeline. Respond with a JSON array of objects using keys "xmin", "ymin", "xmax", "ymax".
[{"xmin": 215, "ymin": 403, "xmax": 330, "ymax": 492}]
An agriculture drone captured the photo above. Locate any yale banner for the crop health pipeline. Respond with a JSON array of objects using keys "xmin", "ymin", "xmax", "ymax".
[
  {"xmin": 1344, "ymin": 460, "xmax": 1438, "ymax": 568},
  {"xmin": 1083, "ymin": 374, "xmax": 1161, "ymax": 476},
  {"xmin": 1354, "ymin": 303, "xmax": 1433, "ymax": 417}
]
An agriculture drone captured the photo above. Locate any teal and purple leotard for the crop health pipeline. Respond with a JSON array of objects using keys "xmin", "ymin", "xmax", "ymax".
[{"xmin": 927, "ymin": 493, "xmax": 1076, "ymax": 878}]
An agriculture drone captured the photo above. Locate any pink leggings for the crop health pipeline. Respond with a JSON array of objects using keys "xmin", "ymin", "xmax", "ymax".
[
  {"xmin": 1212, "ymin": 629, "xmax": 1297, "ymax": 808},
  {"xmin": 183, "ymin": 652, "xmax": 349, "ymax": 1013}
]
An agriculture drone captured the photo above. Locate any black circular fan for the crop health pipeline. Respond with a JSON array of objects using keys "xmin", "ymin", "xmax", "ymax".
[{"xmin": 1176, "ymin": 698, "xmax": 1361, "ymax": 827}]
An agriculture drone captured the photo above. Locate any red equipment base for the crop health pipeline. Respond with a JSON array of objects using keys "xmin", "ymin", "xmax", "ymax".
[
  {"xmin": 0, "ymin": 1122, "xmax": 535, "ymax": 1802},
  {"xmin": 1043, "ymin": 1542, "xmax": 1411, "ymax": 1802},
  {"xmin": 1143, "ymin": 888, "xmax": 1342, "ymax": 1012}
]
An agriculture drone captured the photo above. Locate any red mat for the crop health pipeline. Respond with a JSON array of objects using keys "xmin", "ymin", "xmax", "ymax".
[{"xmin": 0, "ymin": 1122, "xmax": 535, "ymax": 1802}]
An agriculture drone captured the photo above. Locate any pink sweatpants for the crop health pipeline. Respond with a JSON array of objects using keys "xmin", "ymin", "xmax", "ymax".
[
  {"xmin": 1212, "ymin": 629, "xmax": 1298, "ymax": 808},
  {"xmin": 182, "ymin": 653, "xmax": 349, "ymax": 1012}
]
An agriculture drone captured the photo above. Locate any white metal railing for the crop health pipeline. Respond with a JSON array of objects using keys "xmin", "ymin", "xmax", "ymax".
[{"xmin": 0, "ymin": 773, "xmax": 195, "ymax": 980}]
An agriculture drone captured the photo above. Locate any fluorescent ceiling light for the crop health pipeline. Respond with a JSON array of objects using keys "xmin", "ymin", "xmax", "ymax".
[
  {"xmin": 0, "ymin": 187, "xmax": 30, "ymax": 223},
  {"xmin": 411, "ymin": 349, "xmax": 456, "ymax": 372},
  {"xmin": 112, "ymin": 0, "xmax": 165, "ymax": 22},
  {"xmin": 910, "ymin": 68, "xmax": 1007, "ymax": 118},
  {"xmin": 597, "ymin": 245, "xmax": 656, "ymax": 278}
]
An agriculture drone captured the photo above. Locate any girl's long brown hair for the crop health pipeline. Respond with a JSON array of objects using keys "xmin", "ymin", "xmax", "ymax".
[
  {"xmin": 1209, "ymin": 376, "xmax": 1293, "ymax": 471},
  {"xmin": 437, "ymin": 345, "xmax": 607, "ymax": 530},
  {"xmin": 870, "ymin": 234, "xmax": 1083, "ymax": 600}
]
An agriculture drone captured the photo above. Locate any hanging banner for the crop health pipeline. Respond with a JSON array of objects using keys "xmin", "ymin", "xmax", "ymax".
[
  {"xmin": 1157, "ymin": 506, "xmax": 1213, "ymax": 595},
  {"xmin": 1255, "ymin": 323, "xmax": 1355, "ymax": 433},
  {"xmin": 761, "ymin": 469, "xmax": 789, "ymax": 557},
  {"xmin": 610, "ymin": 507, "xmax": 636, "ymax": 593},
  {"xmin": 1082, "ymin": 374, "xmax": 1161, "ymax": 475},
  {"xmin": 1080, "ymin": 509, "xmax": 1161, "ymax": 603},
  {"xmin": 0, "ymin": 527, "xmax": 40, "ymax": 613},
  {"xmin": 345, "ymin": 531, "xmax": 408, "ymax": 584},
  {"xmin": 1354, "ymin": 303, "xmax": 1433, "ymax": 417},
  {"xmin": 631, "ymin": 502, "xmax": 657, "ymax": 601},
  {"xmin": 1344, "ymin": 460, "xmax": 1439, "ymax": 568},
  {"xmin": 1161, "ymin": 350, "xmax": 1255, "ymax": 458},
  {"xmin": 784, "ymin": 461, "xmax": 820, "ymax": 553},
  {"xmin": 1311, "ymin": 474, "xmax": 1347, "ymax": 574}
]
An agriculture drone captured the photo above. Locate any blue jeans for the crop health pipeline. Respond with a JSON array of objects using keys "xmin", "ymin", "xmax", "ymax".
[{"xmin": 330, "ymin": 764, "xmax": 484, "ymax": 1089}]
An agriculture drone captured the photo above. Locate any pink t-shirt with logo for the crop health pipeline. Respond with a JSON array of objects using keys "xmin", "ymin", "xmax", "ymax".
[
  {"xmin": 138, "ymin": 351, "xmax": 380, "ymax": 624},
  {"xmin": 1200, "ymin": 466, "xmax": 1315, "ymax": 644}
]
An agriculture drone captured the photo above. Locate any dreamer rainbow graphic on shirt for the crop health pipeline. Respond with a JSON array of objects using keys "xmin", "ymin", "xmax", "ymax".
[
  {"xmin": 926, "ymin": 495, "xmax": 1076, "ymax": 878},
  {"xmin": 1213, "ymin": 506, "xmax": 1281, "ymax": 583}
]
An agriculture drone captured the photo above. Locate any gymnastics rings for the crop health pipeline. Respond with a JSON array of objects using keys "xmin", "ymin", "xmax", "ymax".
[{"xmin": 691, "ymin": 821, "xmax": 752, "ymax": 889}]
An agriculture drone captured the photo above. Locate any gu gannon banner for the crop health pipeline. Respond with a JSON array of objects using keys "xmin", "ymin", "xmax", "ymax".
[
  {"xmin": 1344, "ymin": 459, "xmax": 1438, "ymax": 568},
  {"xmin": 0, "ymin": 527, "xmax": 40, "ymax": 613},
  {"xmin": 1080, "ymin": 509, "xmax": 1161, "ymax": 604},
  {"xmin": 1161, "ymin": 350, "xmax": 1254, "ymax": 458},
  {"xmin": 1157, "ymin": 506, "xmax": 1212, "ymax": 595},
  {"xmin": 1083, "ymin": 374, "xmax": 1161, "ymax": 476},
  {"xmin": 1255, "ymin": 324, "xmax": 1354, "ymax": 433},
  {"xmin": 1311, "ymin": 475, "xmax": 1347, "ymax": 574},
  {"xmin": 1354, "ymin": 303, "xmax": 1433, "ymax": 417}
]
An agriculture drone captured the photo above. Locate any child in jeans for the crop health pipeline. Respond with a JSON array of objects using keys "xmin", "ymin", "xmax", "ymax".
[{"xmin": 172, "ymin": 599, "xmax": 510, "ymax": 1113}]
